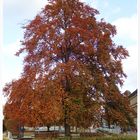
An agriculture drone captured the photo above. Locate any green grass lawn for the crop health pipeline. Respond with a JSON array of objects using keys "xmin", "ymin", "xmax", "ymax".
[
  {"xmin": 3, "ymin": 136, "xmax": 8, "ymax": 140},
  {"xmin": 3, "ymin": 132, "xmax": 137, "ymax": 140},
  {"xmin": 32, "ymin": 134, "xmax": 137, "ymax": 140}
]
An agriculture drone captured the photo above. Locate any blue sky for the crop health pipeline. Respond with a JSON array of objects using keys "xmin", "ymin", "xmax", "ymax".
[{"xmin": 2, "ymin": 0, "xmax": 137, "ymax": 104}]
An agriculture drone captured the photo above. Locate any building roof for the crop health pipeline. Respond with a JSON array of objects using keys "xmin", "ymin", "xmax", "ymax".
[{"xmin": 129, "ymin": 89, "xmax": 137, "ymax": 98}]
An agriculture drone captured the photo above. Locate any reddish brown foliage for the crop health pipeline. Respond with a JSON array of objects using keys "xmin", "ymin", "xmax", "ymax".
[{"xmin": 3, "ymin": 0, "xmax": 135, "ymax": 135}]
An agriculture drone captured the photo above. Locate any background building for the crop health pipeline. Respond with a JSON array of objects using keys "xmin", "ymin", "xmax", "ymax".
[{"xmin": 129, "ymin": 89, "xmax": 137, "ymax": 126}]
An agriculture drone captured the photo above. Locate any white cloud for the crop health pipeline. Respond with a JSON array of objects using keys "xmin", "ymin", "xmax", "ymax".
[
  {"xmin": 112, "ymin": 14, "xmax": 138, "ymax": 93},
  {"xmin": 1, "ymin": 40, "xmax": 23, "ymax": 89},
  {"xmin": 121, "ymin": 44, "xmax": 138, "ymax": 93},
  {"xmin": 112, "ymin": 14, "xmax": 138, "ymax": 41},
  {"xmin": 2, "ymin": 40, "xmax": 21, "ymax": 56},
  {"xmin": 4, "ymin": 0, "xmax": 48, "ymax": 22},
  {"xmin": 1, "ymin": 40, "xmax": 24, "ymax": 105}
]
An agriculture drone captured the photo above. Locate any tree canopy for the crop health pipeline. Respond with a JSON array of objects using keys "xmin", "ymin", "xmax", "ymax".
[{"xmin": 3, "ymin": 0, "xmax": 136, "ymax": 136}]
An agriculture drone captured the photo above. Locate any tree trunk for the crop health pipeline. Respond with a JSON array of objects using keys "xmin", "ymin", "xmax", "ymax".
[
  {"xmin": 64, "ymin": 105, "xmax": 71, "ymax": 136},
  {"xmin": 62, "ymin": 43, "xmax": 71, "ymax": 136},
  {"xmin": 63, "ymin": 74, "xmax": 71, "ymax": 136},
  {"xmin": 76, "ymin": 126, "xmax": 78, "ymax": 133},
  {"xmin": 54, "ymin": 125, "xmax": 55, "ymax": 131},
  {"xmin": 65, "ymin": 123, "xmax": 70, "ymax": 136},
  {"xmin": 47, "ymin": 126, "xmax": 50, "ymax": 131},
  {"xmin": 105, "ymin": 107, "xmax": 111, "ymax": 129},
  {"xmin": 107, "ymin": 119, "xmax": 111, "ymax": 129},
  {"xmin": 59, "ymin": 125, "xmax": 61, "ymax": 132}
]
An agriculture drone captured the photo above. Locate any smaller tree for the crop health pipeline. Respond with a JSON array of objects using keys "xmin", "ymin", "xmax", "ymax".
[
  {"xmin": 4, "ymin": 118, "xmax": 20, "ymax": 136},
  {"xmin": 103, "ymin": 92, "xmax": 136, "ymax": 129}
]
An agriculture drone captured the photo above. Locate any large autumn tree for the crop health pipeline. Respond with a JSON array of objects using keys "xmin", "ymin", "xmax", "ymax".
[{"xmin": 3, "ymin": 0, "xmax": 135, "ymax": 136}]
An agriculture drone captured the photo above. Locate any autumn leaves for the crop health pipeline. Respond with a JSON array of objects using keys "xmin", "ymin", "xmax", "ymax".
[{"xmin": 3, "ymin": 0, "xmax": 135, "ymax": 136}]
